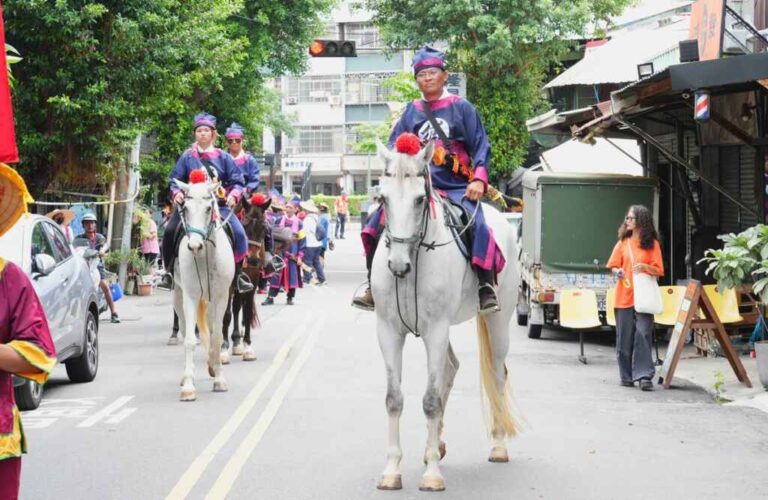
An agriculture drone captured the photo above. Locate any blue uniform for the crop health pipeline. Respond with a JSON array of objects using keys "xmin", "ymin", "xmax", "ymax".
[
  {"xmin": 167, "ymin": 147, "xmax": 248, "ymax": 262},
  {"xmin": 233, "ymin": 153, "xmax": 261, "ymax": 193},
  {"xmin": 363, "ymin": 93, "xmax": 505, "ymax": 273}
]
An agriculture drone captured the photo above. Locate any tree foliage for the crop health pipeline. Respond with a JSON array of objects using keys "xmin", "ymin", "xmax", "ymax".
[
  {"xmin": 4, "ymin": 0, "xmax": 333, "ymax": 196},
  {"xmin": 365, "ymin": 0, "xmax": 634, "ymax": 179}
]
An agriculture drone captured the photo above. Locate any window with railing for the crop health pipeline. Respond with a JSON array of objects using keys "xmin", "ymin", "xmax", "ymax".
[
  {"xmin": 344, "ymin": 23, "xmax": 381, "ymax": 49},
  {"xmin": 284, "ymin": 126, "xmax": 345, "ymax": 154},
  {"xmin": 345, "ymin": 73, "xmax": 396, "ymax": 104},
  {"xmin": 285, "ymin": 76, "xmax": 342, "ymax": 104}
]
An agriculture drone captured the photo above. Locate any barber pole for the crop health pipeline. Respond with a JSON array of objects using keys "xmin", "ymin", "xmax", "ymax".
[{"xmin": 694, "ymin": 90, "xmax": 710, "ymax": 122}]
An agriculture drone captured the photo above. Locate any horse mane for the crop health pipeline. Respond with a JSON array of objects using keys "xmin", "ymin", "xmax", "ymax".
[{"xmin": 386, "ymin": 152, "xmax": 425, "ymax": 180}]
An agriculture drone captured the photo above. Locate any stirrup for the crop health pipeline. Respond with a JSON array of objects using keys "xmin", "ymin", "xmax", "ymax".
[
  {"xmin": 351, "ymin": 285, "xmax": 375, "ymax": 312},
  {"xmin": 236, "ymin": 273, "xmax": 254, "ymax": 294},
  {"xmin": 158, "ymin": 273, "xmax": 174, "ymax": 290},
  {"xmin": 478, "ymin": 284, "xmax": 500, "ymax": 315}
]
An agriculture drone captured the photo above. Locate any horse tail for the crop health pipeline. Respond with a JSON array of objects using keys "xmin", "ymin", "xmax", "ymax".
[
  {"xmin": 476, "ymin": 314, "xmax": 519, "ymax": 439},
  {"xmin": 197, "ymin": 297, "xmax": 210, "ymax": 351},
  {"xmin": 250, "ymin": 292, "xmax": 261, "ymax": 329}
]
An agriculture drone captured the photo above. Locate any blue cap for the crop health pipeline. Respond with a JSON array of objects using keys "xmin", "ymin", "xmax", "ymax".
[
  {"xmin": 412, "ymin": 45, "xmax": 446, "ymax": 75},
  {"xmin": 225, "ymin": 122, "xmax": 245, "ymax": 139},
  {"xmin": 193, "ymin": 113, "xmax": 216, "ymax": 130}
]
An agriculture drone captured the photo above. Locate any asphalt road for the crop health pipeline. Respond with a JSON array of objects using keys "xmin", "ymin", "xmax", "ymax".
[{"xmin": 19, "ymin": 231, "xmax": 768, "ymax": 500}]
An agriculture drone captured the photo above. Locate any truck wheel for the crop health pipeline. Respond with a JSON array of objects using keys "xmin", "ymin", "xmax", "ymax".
[
  {"xmin": 65, "ymin": 310, "xmax": 99, "ymax": 383},
  {"xmin": 527, "ymin": 323, "xmax": 542, "ymax": 339},
  {"xmin": 517, "ymin": 311, "xmax": 528, "ymax": 326},
  {"xmin": 14, "ymin": 380, "xmax": 43, "ymax": 411}
]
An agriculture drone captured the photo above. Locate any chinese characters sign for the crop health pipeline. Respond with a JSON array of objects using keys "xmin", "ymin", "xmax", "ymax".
[{"xmin": 688, "ymin": 0, "xmax": 726, "ymax": 61}]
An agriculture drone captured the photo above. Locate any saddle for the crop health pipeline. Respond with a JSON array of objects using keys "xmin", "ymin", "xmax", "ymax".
[{"xmin": 437, "ymin": 194, "xmax": 472, "ymax": 261}]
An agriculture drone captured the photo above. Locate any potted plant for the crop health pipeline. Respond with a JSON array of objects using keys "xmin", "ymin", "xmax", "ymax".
[
  {"xmin": 131, "ymin": 254, "xmax": 153, "ymax": 296},
  {"xmin": 700, "ymin": 224, "xmax": 768, "ymax": 389}
]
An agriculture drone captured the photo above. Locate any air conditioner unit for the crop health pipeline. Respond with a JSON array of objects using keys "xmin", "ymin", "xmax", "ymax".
[
  {"xmin": 328, "ymin": 95, "xmax": 341, "ymax": 107},
  {"xmin": 286, "ymin": 96, "xmax": 298, "ymax": 105}
]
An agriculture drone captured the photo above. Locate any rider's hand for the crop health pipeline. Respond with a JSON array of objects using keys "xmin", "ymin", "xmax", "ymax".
[
  {"xmin": 173, "ymin": 192, "xmax": 185, "ymax": 204},
  {"xmin": 465, "ymin": 180, "xmax": 485, "ymax": 201},
  {"xmin": 226, "ymin": 195, "xmax": 237, "ymax": 209}
]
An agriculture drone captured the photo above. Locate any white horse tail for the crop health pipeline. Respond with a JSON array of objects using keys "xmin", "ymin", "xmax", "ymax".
[
  {"xmin": 477, "ymin": 314, "xmax": 519, "ymax": 438},
  {"xmin": 197, "ymin": 297, "xmax": 210, "ymax": 351}
]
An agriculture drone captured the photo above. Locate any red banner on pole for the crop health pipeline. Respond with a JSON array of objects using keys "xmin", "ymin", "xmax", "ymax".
[{"xmin": 0, "ymin": 3, "xmax": 19, "ymax": 164}]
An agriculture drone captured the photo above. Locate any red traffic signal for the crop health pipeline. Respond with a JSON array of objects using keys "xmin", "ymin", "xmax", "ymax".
[{"xmin": 309, "ymin": 39, "xmax": 356, "ymax": 57}]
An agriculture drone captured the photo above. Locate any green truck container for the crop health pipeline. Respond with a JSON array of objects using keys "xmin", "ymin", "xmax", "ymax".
[{"xmin": 517, "ymin": 171, "xmax": 659, "ymax": 339}]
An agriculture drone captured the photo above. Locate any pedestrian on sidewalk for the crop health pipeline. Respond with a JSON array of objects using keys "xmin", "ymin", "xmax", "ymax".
[
  {"xmin": 137, "ymin": 214, "xmax": 160, "ymax": 265},
  {"xmin": 607, "ymin": 205, "xmax": 664, "ymax": 391},
  {"xmin": 334, "ymin": 191, "xmax": 348, "ymax": 239},
  {"xmin": 0, "ymin": 164, "xmax": 57, "ymax": 500},
  {"xmin": 300, "ymin": 200, "xmax": 326, "ymax": 286},
  {"xmin": 318, "ymin": 202, "xmax": 333, "ymax": 262},
  {"xmin": 46, "ymin": 208, "xmax": 75, "ymax": 243}
]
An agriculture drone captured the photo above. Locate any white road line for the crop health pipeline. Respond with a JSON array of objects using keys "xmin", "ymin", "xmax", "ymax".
[
  {"xmin": 166, "ymin": 316, "xmax": 312, "ymax": 500},
  {"xmin": 205, "ymin": 316, "xmax": 325, "ymax": 500},
  {"xmin": 76, "ymin": 396, "xmax": 134, "ymax": 428}
]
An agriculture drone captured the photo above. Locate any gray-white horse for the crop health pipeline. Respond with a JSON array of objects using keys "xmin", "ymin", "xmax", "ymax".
[
  {"xmin": 371, "ymin": 140, "xmax": 521, "ymax": 491},
  {"xmin": 173, "ymin": 179, "xmax": 235, "ymax": 401}
]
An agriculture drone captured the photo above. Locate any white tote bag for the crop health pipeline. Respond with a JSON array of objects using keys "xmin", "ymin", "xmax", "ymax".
[{"xmin": 628, "ymin": 242, "xmax": 663, "ymax": 315}]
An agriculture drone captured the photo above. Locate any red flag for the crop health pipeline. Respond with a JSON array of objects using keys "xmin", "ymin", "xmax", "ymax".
[{"xmin": 0, "ymin": 3, "xmax": 19, "ymax": 163}]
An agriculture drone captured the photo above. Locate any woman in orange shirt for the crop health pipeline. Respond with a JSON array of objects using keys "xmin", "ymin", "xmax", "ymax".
[{"xmin": 606, "ymin": 205, "xmax": 664, "ymax": 391}]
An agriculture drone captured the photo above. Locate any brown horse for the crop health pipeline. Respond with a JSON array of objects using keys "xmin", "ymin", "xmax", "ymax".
[{"xmin": 220, "ymin": 196, "xmax": 271, "ymax": 362}]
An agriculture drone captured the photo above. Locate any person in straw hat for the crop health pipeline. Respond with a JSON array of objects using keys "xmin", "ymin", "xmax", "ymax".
[
  {"xmin": 0, "ymin": 163, "xmax": 57, "ymax": 499},
  {"xmin": 300, "ymin": 199, "xmax": 326, "ymax": 286},
  {"xmin": 46, "ymin": 208, "xmax": 75, "ymax": 243}
]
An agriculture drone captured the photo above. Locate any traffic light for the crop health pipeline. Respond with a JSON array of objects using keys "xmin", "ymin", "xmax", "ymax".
[{"xmin": 309, "ymin": 39, "xmax": 357, "ymax": 57}]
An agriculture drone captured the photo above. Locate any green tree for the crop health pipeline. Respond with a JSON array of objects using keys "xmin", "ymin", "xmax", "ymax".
[{"xmin": 365, "ymin": 0, "xmax": 634, "ymax": 179}]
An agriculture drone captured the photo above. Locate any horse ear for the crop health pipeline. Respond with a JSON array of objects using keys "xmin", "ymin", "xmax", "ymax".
[
  {"xmin": 174, "ymin": 179, "xmax": 190, "ymax": 193},
  {"xmin": 419, "ymin": 140, "xmax": 435, "ymax": 171},
  {"xmin": 376, "ymin": 138, "xmax": 393, "ymax": 163},
  {"xmin": 208, "ymin": 181, "xmax": 220, "ymax": 194},
  {"xmin": 264, "ymin": 198, "xmax": 272, "ymax": 210}
]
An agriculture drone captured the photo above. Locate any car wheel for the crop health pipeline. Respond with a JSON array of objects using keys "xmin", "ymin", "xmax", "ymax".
[
  {"xmin": 15, "ymin": 379, "xmax": 43, "ymax": 411},
  {"xmin": 527, "ymin": 322, "xmax": 542, "ymax": 339},
  {"xmin": 65, "ymin": 309, "xmax": 98, "ymax": 383}
]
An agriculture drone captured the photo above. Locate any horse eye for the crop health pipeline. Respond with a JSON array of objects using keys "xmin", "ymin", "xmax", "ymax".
[
  {"xmin": 206, "ymin": 206, "xmax": 212, "ymax": 212},
  {"xmin": 415, "ymin": 195, "xmax": 426, "ymax": 205}
]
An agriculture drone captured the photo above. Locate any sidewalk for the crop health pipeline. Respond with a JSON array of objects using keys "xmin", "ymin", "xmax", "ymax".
[{"xmin": 670, "ymin": 344, "xmax": 768, "ymax": 413}]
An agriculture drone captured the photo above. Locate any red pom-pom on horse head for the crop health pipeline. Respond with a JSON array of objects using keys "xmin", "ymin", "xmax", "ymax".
[
  {"xmin": 395, "ymin": 133, "xmax": 422, "ymax": 156},
  {"xmin": 189, "ymin": 169, "xmax": 207, "ymax": 184},
  {"xmin": 250, "ymin": 192, "xmax": 268, "ymax": 206}
]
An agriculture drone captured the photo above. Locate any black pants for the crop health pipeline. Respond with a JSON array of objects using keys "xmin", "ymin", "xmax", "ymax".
[
  {"xmin": 335, "ymin": 214, "xmax": 346, "ymax": 238},
  {"xmin": 161, "ymin": 211, "xmax": 181, "ymax": 273}
]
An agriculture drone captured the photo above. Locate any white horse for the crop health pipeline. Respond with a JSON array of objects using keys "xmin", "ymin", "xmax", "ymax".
[
  {"xmin": 371, "ymin": 140, "xmax": 521, "ymax": 491},
  {"xmin": 172, "ymin": 179, "xmax": 235, "ymax": 401}
]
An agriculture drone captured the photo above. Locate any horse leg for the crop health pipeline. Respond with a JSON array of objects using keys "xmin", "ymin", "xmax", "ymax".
[
  {"xmin": 169, "ymin": 288, "xmax": 183, "ymax": 346},
  {"xmin": 220, "ymin": 289, "xmax": 233, "ymax": 365},
  {"xmin": 481, "ymin": 311, "xmax": 517, "ymax": 463},
  {"xmin": 209, "ymin": 300, "xmax": 228, "ymax": 393},
  {"xmin": 231, "ymin": 290, "xmax": 244, "ymax": 355},
  {"xmin": 425, "ymin": 342, "xmax": 457, "ymax": 464},
  {"xmin": 376, "ymin": 323, "xmax": 405, "ymax": 491},
  {"xmin": 242, "ymin": 290, "xmax": 256, "ymax": 361},
  {"xmin": 180, "ymin": 294, "xmax": 199, "ymax": 401},
  {"xmin": 419, "ymin": 325, "xmax": 449, "ymax": 491}
]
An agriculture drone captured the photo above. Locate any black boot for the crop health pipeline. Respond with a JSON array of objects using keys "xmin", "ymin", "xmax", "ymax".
[
  {"xmin": 477, "ymin": 268, "xmax": 500, "ymax": 315},
  {"xmin": 235, "ymin": 262, "xmax": 254, "ymax": 294},
  {"xmin": 352, "ymin": 250, "xmax": 375, "ymax": 311}
]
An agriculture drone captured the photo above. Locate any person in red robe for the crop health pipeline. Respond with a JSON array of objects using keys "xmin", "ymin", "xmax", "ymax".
[{"xmin": 0, "ymin": 163, "xmax": 56, "ymax": 500}]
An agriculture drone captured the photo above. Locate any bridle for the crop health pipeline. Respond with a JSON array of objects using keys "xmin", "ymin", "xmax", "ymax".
[{"xmin": 381, "ymin": 167, "xmax": 480, "ymax": 337}]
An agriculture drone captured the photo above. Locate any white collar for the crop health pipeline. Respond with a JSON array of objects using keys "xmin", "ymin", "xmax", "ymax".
[
  {"xmin": 232, "ymin": 151, "xmax": 246, "ymax": 160},
  {"xmin": 196, "ymin": 144, "xmax": 215, "ymax": 153},
  {"xmin": 421, "ymin": 88, "xmax": 451, "ymax": 102}
]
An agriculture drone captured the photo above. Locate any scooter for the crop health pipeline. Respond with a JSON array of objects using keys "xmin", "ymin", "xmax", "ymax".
[{"xmin": 73, "ymin": 237, "xmax": 109, "ymax": 314}]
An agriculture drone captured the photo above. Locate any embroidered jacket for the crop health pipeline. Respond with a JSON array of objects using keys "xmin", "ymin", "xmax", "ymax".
[
  {"xmin": 232, "ymin": 153, "xmax": 261, "ymax": 193},
  {"xmin": 169, "ymin": 147, "xmax": 245, "ymax": 200}
]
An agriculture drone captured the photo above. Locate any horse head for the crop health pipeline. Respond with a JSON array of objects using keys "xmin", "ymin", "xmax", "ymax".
[
  {"xmin": 174, "ymin": 178, "xmax": 219, "ymax": 256},
  {"xmin": 240, "ymin": 194, "xmax": 271, "ymax": 267},
  {"xmin": 377, "ymin": 138, "xmax": 435, "ymax": 278}
]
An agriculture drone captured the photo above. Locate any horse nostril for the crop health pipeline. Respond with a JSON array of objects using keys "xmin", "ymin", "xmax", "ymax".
[{"xmin": 404, "ymin": 263, "xmax": 411, "ymax": 275}]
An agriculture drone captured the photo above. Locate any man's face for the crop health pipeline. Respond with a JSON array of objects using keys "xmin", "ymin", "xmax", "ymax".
[
  {"xmin": 415, "ymin": 68, "xmax": 448, "ymax": 96},
  {"xmin": 286, "ymin": 205, "xmax": 295, "ymax": 216},
  {"xmin": 227, "ymin": 137, "xmax": 243, "ymax": 156},
  {"xmin": 83, "ymin": 220, "xmax": 96, "ymax": 234},
  {"xmin": 195, "ymin": 126, "xmax": 214, "ymax": 148}
]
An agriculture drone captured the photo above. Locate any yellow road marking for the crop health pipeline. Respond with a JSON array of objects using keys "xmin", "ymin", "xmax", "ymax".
[
  {"xmin": 205, "ymin": 316, "xmax": 325, "ymax": 500},
  {"xmin": 166, "ymin": 316, "xmax": 311, "ymax": 500}
]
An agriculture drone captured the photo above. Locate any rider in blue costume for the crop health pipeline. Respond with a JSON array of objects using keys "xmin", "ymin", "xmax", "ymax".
[
  {"xmin": 161, "ymin": 113, "xmax": 254, "ymax": 293},
  {"xmin": 224, "ymin": 122, "xmax": 261, "ymax": 194},
  {"xmin": 352, "ymin": 46, "xmax": 505, "ymax": 314}
]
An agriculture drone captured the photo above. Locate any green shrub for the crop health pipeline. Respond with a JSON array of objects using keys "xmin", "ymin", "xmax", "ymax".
[{"xmin": 310, "ymin": 194, "xmax": 370, "ymax": 216}]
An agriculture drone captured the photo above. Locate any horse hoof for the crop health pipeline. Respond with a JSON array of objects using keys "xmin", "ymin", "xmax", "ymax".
[
  {"xmin": 423, "ymin": 441, "xmax": 447, "ymax": 464},
  {"xmin": 377, "ymin": 474, "xmax": 402, "ymax": 490},
  {"xmin": 213, "ymin": 381, "xmax": 228, "ymax": 392},
  {"xmin": 418, "ymin": 476, "xmax": 445, "ymax": 492},
  {"xmin": 232, "ymin": 344, "xmax": 244, "ymax": 356},
  {"xmin": 168, "ymin": 336, "xmax": 179, "ymax": 346},
  {"xmin": 220, "ymin": 352, "xmax": 231, "ymax": 365},
  {"xmin": 180, "ymin": 389, "xmax": 197, "ymax": 401},
  {"xmin": 488, "ymin": 447, "xmax": 509, "ymax": 463},
  {"xmin": 242, "ymin": 347, "xmax": 256, "ymax": 361}
]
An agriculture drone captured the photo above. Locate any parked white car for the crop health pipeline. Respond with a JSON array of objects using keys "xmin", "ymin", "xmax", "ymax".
[{"xmin": 0, "ymin": 214, "xmax": 101, "ymax": 410}]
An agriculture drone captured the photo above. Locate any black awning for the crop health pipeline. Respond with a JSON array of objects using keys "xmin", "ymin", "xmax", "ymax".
[{"xmin": 669, "ymin": 52, "xmax": 768, "ymax": 91}]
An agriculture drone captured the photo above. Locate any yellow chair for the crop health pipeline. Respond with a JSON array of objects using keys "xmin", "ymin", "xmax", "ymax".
[
  {"xmin": 560, "ymin": 289, "xmax": 602, "ymax": 364},
  {"xmin": 605, "ymin": 288, "xmax": 616, "ymax": 327},
  {"xmin": 703, "ymin": 285, "xmax": 743, "ymax": 324},
  {"xmin": 654, "ymin": 286, "xmax": 687, "ymax": 326}
]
